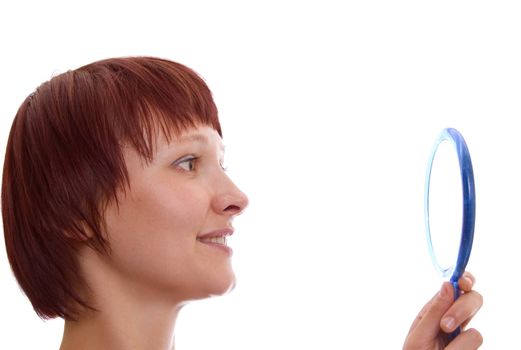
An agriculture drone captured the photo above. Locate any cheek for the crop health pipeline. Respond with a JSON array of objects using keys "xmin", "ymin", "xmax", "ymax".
[
  {"xmin": 103, "ymin": 182, "xmax": 211, "ymax": 290},
  {"xmin": 138, "ymin": 185, "xmax": 207, "ymax": 231}
]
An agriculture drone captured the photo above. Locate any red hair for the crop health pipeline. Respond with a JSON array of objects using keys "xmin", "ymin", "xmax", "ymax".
[{"xmin": 2, "ymin": 57, "xmax": 221, "ymax": 320}]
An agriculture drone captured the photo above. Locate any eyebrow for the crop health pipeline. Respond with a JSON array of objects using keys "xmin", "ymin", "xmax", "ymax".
[
  {"xmin": 163, "ymin": 132, "xmax": 225, "ymax": 152},
  {"xmin": 175, "ymin": 133, "xmax": 210, "ymax": 144}
]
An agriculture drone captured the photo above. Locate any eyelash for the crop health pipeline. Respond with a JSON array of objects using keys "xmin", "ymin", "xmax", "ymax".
[
  {"xmin": 173, "ymin": 155, "xmax": 228, "ymax": 173},
  {"xmin": 174, "ymin": 155, "xmax": 198, "ymax": 172}
]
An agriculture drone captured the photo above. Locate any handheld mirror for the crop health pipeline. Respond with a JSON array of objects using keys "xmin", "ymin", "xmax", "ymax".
[{"xmin": 424, "ymin": 128, "xmax": 476, "ymax": 339}]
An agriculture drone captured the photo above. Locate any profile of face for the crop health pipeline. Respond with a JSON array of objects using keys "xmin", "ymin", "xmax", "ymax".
[
  {"xmin": 95, "ymin": 125, "xmax": 248, "ymax": 303},
  {"xmin": 3, "ymin": 57, "xmax": 248, "ymax": 321}
]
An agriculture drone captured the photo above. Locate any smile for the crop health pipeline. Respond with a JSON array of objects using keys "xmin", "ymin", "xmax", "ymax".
[
  {"xmin": 198, "ymin": 235, "xmax": 227, "ymax": 245},
  {"xmin": 196, "ymin": 228, "xmax": 234, "ymax": 255}
]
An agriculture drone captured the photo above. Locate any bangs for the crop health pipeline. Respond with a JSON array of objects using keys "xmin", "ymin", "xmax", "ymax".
[{"xmin": 78, "ymin": 56, "xmax": 222, "ymax": 161}]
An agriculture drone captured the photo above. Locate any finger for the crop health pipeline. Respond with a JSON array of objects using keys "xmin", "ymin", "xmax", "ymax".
[
  {"xmin": 444, "ymin": 328, "xmax": 483, "ymax": 350},
  {"xmin": 407, "ymin": 292, "xmax": 437, "ymax": 334},
  {"xmin": 458, "ymin": 272, "xmax": 476, "ymax": 293},
  {"xmin": 441, "ymin": 291, "xmax": 483, "ymax": 333},
  {"xmin": 412, "ymin": 282, "xmax": 454, "ymax": 340},
  {"xmin": 459, "ymin": 292, "xmax": 484, "ymax": 331},
  {"xmin": 462, "ymin": 271, "xmax": 475, "ymax": 284}
]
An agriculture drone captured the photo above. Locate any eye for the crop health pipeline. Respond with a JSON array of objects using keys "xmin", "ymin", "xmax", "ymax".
[{"xmin": 174, "ymin": 155, "xmax": 198, "ymax": 172}]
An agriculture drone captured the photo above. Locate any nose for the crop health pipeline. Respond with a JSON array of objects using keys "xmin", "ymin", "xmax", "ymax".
[{"xmin": 212, "ymin": 175, "xmax": 249, "ymax": 217}]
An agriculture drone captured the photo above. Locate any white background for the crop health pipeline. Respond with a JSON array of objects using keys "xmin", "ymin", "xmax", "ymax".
[{"xmin": 1, "ymin": 1, "xmax": 520, "ymax": 349}]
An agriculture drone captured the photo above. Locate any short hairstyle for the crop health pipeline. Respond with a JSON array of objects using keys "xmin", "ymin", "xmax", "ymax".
[{"xmin": 1, "ymin": 56, "xmax": 221, "ymax": 320}]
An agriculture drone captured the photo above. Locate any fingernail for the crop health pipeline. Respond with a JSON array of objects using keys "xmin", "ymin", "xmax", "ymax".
[
  {"xmin": 440, "ymin": 283, "xmax": 450, "ymax": 298},
  {"xmin": 441, "ymin": 316, "xmax": 455, "ymax": 331},
  {"xmin": 464, "ymin": 276, "xmax": 473, "ymax": 286}
]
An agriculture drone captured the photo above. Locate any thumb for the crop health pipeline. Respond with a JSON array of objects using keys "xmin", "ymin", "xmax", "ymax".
[{"xmin": 413, "ymin": 282, "xmax": 454, "ymax": 341}]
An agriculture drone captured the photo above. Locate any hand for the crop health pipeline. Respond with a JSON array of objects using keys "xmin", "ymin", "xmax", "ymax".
[{"xmin": 403, "ymin": 272, "xmax": 483, "ymax": 350}]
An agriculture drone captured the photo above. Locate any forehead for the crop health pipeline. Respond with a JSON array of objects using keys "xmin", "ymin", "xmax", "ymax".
[{"xmin": 155, "ymin": 125, "xmax": 225, "ymax": 154}]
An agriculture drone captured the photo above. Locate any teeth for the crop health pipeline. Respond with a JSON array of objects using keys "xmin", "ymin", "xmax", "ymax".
[{"xmin": 201, "ymin": 236, "xmax": 227, "ymax": 245}]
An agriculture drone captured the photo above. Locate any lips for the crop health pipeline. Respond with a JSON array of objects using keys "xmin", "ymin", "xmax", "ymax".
[{"xmin": 196, "ymin": 228, "xmax": 234, "ymax": 255}]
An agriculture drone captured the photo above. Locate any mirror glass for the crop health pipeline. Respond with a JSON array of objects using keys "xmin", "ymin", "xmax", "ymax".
[{"xmin": 426, "ymin": 139, "xmax": 463, "ymax": 278}]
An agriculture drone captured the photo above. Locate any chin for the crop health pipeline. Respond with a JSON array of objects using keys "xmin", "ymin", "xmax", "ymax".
[
  {"xmin": 205, "ymin": 271, "xmax": 236, "ymax": 298},
  {"xmin": 171, "ymin": 262, "xmax": 237, "ymax": 302}
]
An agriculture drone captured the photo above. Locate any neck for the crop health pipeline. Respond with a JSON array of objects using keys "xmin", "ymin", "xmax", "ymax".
[
  {"xmin": 60, "ymin": 307, "xmax": 180, "ymax": 350},
  {"xmin": 60, "ymin": 249, "xmax": 184, "ymax": 350}
]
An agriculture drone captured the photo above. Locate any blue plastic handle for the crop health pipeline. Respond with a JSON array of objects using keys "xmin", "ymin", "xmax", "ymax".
[{"xmin": 424, "ymin": 128, "xmax": 476, "ymax": 341}]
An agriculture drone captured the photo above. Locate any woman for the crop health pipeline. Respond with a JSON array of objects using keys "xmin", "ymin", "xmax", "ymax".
[{"xmin": 1, "ymin": 57, "xmax": 482, "ymax": 349}]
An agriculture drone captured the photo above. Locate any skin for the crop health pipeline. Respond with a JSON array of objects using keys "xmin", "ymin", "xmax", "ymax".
[
  {"xmin": 58, "ymin": 124, "xmax": 482, "ymax": 350},
  {"xmin": 403, "ymin": 271, "xmax": 483, "ymax": 350},
  {"xmin": 60, "ymin": 125, "xmax": 248, "ymax": 350}
]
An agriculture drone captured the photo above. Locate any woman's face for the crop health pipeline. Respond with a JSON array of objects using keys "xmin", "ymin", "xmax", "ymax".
[{"xmin": 101, "ymin": 125, "xmax": 248, "ymax": 302}]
